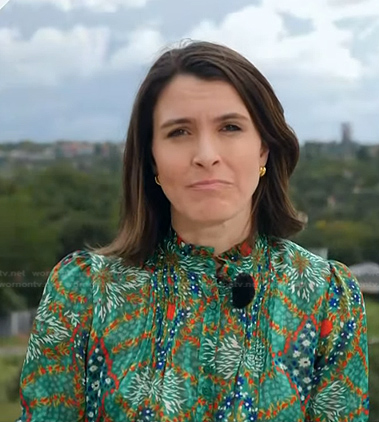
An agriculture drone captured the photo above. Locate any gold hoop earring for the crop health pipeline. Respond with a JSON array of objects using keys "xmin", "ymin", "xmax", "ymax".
[
  {"xmin": 155, "ymin": 175, "xmax": 161, "ymax": 186},
  {"xmin": 259, "ymin": 166, "xmax": 266, "ymax": 177}
]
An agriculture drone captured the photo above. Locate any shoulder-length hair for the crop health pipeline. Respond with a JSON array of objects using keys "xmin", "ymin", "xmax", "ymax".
[{"xmin": 87, "ymin": 40, "xmax": 305, "ymax": 266}]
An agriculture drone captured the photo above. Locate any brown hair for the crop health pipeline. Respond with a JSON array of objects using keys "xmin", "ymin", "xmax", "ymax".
[{"xmin": 86, "ymin": 40, "xmax": 304, "ymax": 266}]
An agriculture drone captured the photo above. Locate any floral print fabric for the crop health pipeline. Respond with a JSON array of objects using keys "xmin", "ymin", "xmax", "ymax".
[{"xmin": 16, "ymin": 227, "xmax": 369, "ymax": 422}]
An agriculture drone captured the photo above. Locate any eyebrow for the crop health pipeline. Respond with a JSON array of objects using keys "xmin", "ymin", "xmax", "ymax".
[{"xmin": 159, "ymin": 112, "xmax": 250, "ymax": 130}]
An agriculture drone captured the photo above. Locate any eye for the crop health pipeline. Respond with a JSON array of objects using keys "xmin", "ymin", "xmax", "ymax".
[
  {"xmin": 222, "ymin": 124, "xmax": 241, "ymax": 132},
  {"xmin": 167, "ymin": 128, "xmax": 188, "ymax": 137}
]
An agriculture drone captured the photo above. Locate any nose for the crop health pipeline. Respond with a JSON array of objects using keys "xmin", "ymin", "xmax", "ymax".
[{"xmin": 192, "ymin": 135, "xmax": 221, "ymax": 168}]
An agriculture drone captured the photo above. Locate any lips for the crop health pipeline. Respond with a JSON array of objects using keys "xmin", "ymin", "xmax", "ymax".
[{"xmin": 189, "ymin": 179, "xmax": 231, "ymax": 187}]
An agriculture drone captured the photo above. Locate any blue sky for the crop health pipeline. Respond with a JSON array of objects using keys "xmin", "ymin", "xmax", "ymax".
[{"xmin": 0, "ymin": 0, "xmax": 378, "ymax": 144}]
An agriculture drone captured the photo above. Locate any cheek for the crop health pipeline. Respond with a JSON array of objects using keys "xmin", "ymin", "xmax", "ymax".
[
  {"xmin": 233, "ymin": 153, "xmax": 260, "ymax": 178},
  {"xmin": 154, "ymin": 147, "xmax": 176, "ymax": 175},
  {"xmin": 161, "ymin": 162, "xmax": 184, "ymax": 184},
  {"xmin": 232, "ymin": 158, "xmax": 261, "ymax": 196},
  {"xmin": 155, "ymin": 150, "xmax": 186, "ymax": 190}
]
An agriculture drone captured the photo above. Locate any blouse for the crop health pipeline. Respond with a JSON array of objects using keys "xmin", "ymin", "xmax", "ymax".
[{"xmin": 15, "ymin": 227, "xmax": 369, "ymax": 422}]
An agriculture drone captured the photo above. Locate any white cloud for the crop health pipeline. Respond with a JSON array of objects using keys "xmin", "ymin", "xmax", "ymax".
[
  {"xmin": 1, "ymin": 0, "xmax": 379, "ymax": 142},
  {"xmin": 15, "ymin": 0, "xmax": 150, "ymax": 12},
  {"xmin": 187, "ymin": 0, "xmax": 377, "ymax": 81},
  {"xmin": 0, "ymin": 0, "xmax": 11, "ymax": 11},
  {"xmin": 109, "ymin": 28, "xmax": 165, "ymax": 70},
  {"xmin": 3, "ymin": 0, "xmax": 378, "ymax": 88},
  {"xmin": 0, "ymin": 23, "xmax": 166, "ymax": 90},
  {"xmin": 0, "ymin": 25, "xmax": 110, "ymax": 90},
  {"xmin": 181, "ymin": 0, "xmax": 379, "ymax": 142},
  {"xmin": 326, "ymin": 0, "xmax": 379, "ymax": 17}
]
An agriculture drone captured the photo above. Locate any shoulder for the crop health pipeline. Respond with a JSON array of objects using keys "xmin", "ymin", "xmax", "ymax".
[
  {"xmin": 267, "ymin": 237, "xmax": 360, "ymax": 304},
  {"xmin": 42, "ymin": 250, "xmax": 95, "ymax": 305},
  {"xmin": 55, "ymin": 249, "xmax": 147, "ymax": 278},
  {"xmin": 44, "ymin": 249, "xmax": 151, "ymax": 310},
  {"xmin": 54, "ymin": 249, "xmax": 93, "ymax": 276},
  {"xmin": 268, "ymin": 236, "xmax": 330, "ymax": 275},
  {"xmin": 67, "ymin": 249, "xmax": 152, "ymax": 293},
  {"xmin": 269, "ymin": 236, "xmax": 358, "ymax": 279},
  {"xmin": 326, "ymin": 259, "xmax": 364, "ymax": 309}
]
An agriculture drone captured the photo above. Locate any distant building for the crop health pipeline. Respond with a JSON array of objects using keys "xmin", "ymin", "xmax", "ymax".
[
  {"xmin": 7, "ymin": 147, "xmax": 55, "ymax": 161},
  {"xmin": 341, "ymin": 122, "xmax": 353, "ymax": 145},
  {"xmin": 350, "ymin": 262, "xmax": 379, "ymax": 295},
  {"xmin": 302, "ymin": 140, "xmax": 341, "ymax": 159},
  {"xmin": 302, "ymin": 122, "xmax": 359, "ymax": 160},
  {"xmin": 339, "ymin": 122, "xmax": 358, "ymax": 159},
  {"xmin": 367, "ymin": 144, "xmax": 379, "ymax": 158},
  {"xmin": 0, "ymin": 309, "xmax": 37, "ymax": 337},
  {"xmin": 55, "ymin": 141, "xmax": 95, "ymax": 158},
  {"xmin": 308, "ymin": 247, "xmax": 328, "ymax": 259}
]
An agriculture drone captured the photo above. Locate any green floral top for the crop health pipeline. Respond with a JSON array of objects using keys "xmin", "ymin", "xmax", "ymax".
[{"xmin": 16, "ymin": 227, "xmax": 369, "ymax": 422}]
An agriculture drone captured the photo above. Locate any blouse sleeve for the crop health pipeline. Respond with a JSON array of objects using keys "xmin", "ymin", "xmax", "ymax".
[
  {"xmin": 15, "ymin": 250, "xmax": 94, "ymax": 422},
  {"xmin": 305, "ymin": 260, "xmax": 369, "ymax": 422}
]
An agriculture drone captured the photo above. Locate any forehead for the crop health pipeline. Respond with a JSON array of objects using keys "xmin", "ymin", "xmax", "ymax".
[{"xmin": 153, "ymin": 74, "xmax": 249, "ymax": 121}]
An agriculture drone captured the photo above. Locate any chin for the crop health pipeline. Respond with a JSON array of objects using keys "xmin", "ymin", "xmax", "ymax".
[{"xmin": 188, "ymin": 208, "xmax": 235, "ymax": 224}]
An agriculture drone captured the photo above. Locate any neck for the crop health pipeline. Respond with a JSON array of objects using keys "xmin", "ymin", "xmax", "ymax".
[{"xmin": 171, "ymin": 209, "xmax": 253, "ymax": 257}]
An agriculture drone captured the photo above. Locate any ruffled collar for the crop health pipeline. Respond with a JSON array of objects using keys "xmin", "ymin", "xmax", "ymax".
[
  {"xmin": 154, "ymin": 225, "xmax": 270, "ymax": 298},
  {"xmin": 159, "ymin": 225, "xmax": 269, "ymax": 279},
  {"xmin": 165, "ymin": 225, "xmax": 255, "ymax": 261}
]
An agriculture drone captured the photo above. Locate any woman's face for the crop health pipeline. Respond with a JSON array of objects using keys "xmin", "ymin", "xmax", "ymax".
[{"xmin": 152, "ymin": 74, "xmax": 269, "ymax": 227}]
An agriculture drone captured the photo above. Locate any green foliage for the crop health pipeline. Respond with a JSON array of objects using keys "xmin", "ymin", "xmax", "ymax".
[
  {"xmin": 366, "ymin": 297, "xmax": 379, "ymax": 421},
  {"xmin": 0, "ymin": 148, "xmax": 378, "ymax": 421},
  {"xmin": 6, "ymin": 363, "xmax": 22, "ymax": 402},
  {"xmin": 0, "ymin": 402, "xmax": 22, "ymax": 422},
  {"xmin": 0, "ymin": 151, "xmax": 378, "ymax": 309},
  {"xmin": 0, "ymin": 161, "xmax": 121, "ymax": 308},
  {"xmin": 291, "ymin": 154, "xmax": 379, "ymax": 264},
  {"xmin": 369, "ymin": 344, "xmax": 379, "ymax": 420},
  {"xmin": 0, "ymin": 354, "xmax": 24, "ymax": 402},
  {"xmin": 0, "ymin": 193, "xmax": 60, "ymax": 308}
]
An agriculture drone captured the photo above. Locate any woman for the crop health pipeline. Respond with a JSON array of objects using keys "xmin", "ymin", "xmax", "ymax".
[{"xmin": 16, "ymin": 41, "xmax": 369, "ymax": 422}]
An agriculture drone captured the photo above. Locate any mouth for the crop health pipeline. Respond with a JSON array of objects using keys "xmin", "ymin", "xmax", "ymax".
[
  {"xmin": 189, "ymin": 181, "xmax": 232, "ymax": 189},
  {"xmin": 189, "ymin": 180, "xmax": 231, "ymax": 188}
]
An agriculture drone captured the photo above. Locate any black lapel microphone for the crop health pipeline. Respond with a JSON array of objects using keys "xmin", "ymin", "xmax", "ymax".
[{"xmin": 232, "ymin": 273, "xmax": 255, "ymax": 309}]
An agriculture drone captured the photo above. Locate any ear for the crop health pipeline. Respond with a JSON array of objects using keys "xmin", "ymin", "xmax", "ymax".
[
  {"xmin": 150, "ymin": 152, "xmax": 158, "ymax": 175},
  {"xmin": 260, "ymin": 143, "xmax": 269, "ymax": 166}
]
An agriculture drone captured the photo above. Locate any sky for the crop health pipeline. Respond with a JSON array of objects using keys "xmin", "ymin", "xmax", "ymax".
[{"xmin": 0, "ymin": 0, "xmax": 379, "ymax": 144}]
